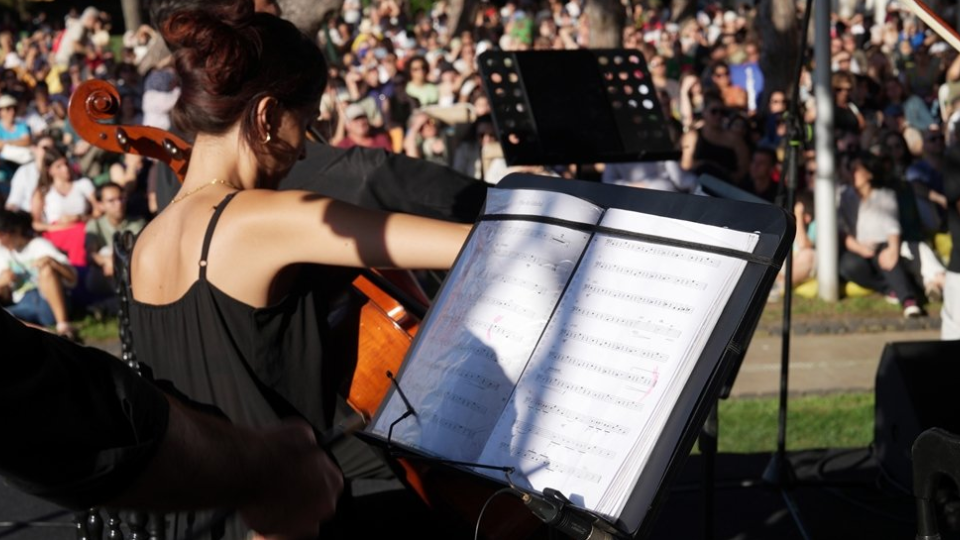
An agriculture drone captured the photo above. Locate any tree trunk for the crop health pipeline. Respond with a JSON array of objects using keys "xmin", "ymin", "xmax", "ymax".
[
  {"xmin": 278, "ymin": 0, "xmax": 342, "ymax": 37},
  {"xmin": 449, "ymin": 0, "xmax": 478, "ymax": 37},
  {"xmin": 670, "ymin": 0, "xmax": 697, "ymax": 24},
  {"xmin": 757, "ymin": 0, "xmax": 800, "ymax": 105},
  {"xmin": 121, "ymin": 0, "xmax": 143, "ymax": 33},
  {"xmin": 585, "ymin": 0, "xmax": 625, "ymax": 48}
]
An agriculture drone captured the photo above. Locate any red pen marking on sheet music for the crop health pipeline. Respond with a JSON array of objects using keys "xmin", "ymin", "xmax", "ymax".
[
  {"xmin": 641, "ymin": 367, "xmax": 660, "ymax": 401},
  {"xmin": 488, "ymin": 315, "xmax": 503, "ymax": 340}
]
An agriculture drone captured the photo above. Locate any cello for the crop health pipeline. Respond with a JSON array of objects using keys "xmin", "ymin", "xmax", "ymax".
[{"xmin": 68, "ymin": 79, "xmax": 543, "ymax": 539}]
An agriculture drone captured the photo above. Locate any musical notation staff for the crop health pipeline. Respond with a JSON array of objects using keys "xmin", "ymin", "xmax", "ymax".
[
  {"xmin": 582, "ymin": 282, "xmax": 693, "ymax": 314},
  {"xmin": 593, "ymin": 260, "xmax": 708, "ymax": 290},
  {"xmin": 498, "ymin": 442, "xmax": 603, "ymax": 484},
  {"xmin": 474, "ymin": 269, "xmax": 555, "ymax": 296},
  {"xmin": 568, "ymin": 306, "xmax": 682, "ymax": 339},
  {"xmin": 515, "ymin": 421, "xmax": 618, "ymax": 459},
  {"xmin": 408, "ymin": 381, "xmax": 491, "ymax": 415},
  {"xmin": 491, "ymin": 247, "xmax": 560, "ymax": 271},
  {"xmin": 558, "ymin": 329, "xmax": 670, "ymax": 362},
  {"xmin": 523, "ymin": 396, "xmax": 631, "ymax": 435},
  {"xmin": 470, "ymin": 292, "xmax": 540, "ymax": 318},
  {"xmin": 601, "ymin": 237, "xmax": 722, "ymax": 267},
  {"xmin": 423, "ymin": 412, "xmax": 481, "ymax": 440},
  {"xmin": 547, "ymin": 350, "xmax": 658, "ymax": 387},
  {"xmin": 535, "ymin": 372, "xmax": 647, "ymax": 410},
  {"xmin": 437, "ymin": 314, "xmax": 529, "ymax": 342},
  {"xmin": 424, "ymin": 362, "xmax": 502, "ymax": 390}
]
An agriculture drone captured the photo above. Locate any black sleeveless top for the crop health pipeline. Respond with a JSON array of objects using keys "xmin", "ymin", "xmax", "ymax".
[{"xmin": 129, "ymin": 192, "xmax": 359, "ymax": 432}]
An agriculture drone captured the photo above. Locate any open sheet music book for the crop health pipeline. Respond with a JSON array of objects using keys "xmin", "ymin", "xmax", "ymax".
[{"xmin": 368, "ymin": 186, "xmax": 760, "ymax": 528}]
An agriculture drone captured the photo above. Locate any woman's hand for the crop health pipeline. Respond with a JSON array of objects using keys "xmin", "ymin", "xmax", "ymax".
[
  {"xmin": 240, "ymin": 421, "xmax": 343, "ymax": 540},
  {"xmin": 845, "ymin": 235, "xmax": 876, "ymax": 259},
  {"xmin": 877, "ymin": 242, "xmax": 899, "ymax": 271}
]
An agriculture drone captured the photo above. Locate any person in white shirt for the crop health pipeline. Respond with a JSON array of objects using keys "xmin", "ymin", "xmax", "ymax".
[
  {"xmin": 31, "ymin": 147, "xmax": 97, "ymax": 232},
  {"xmin": 0, "ymin": 208, "xmax": 78, "ymax": 339},
  {"xmin": 4, "ymin": 135, "xmax": 55, "ymax": 213}
]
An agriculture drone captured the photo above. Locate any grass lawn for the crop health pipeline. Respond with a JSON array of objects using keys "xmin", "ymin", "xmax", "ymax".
[
  {"xmin": 760, "ymin": 293, "xmax": 942, "ymax": 328},
  {"xmin": 72, "ymin": 301, "xmax": 880, "ymax": 456},
  {"xmin": 717, "ymin": 391, "xmax": 875, "ymax": 453},
  {"xmin": 76, "ymin": 314, "xmax": 120, "ymax": 343}
]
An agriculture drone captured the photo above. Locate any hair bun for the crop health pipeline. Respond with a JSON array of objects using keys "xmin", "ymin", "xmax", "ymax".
[{"xmin": 161, "ymin": 9, "xmax": 256, "ymax": 95}]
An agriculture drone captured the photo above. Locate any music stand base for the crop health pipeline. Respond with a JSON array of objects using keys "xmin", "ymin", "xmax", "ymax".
[
  {"xmin": 762, "ymin": 452, "xmax": 797, "ymax": 488},
  {"xmin": 761, "ymin": 453, "xmax": 814, "ymax": 540}
]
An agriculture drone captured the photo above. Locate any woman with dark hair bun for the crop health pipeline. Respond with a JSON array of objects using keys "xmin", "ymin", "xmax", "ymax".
[{"xmin": 127, "ymin": 4, "xmax": 470, "ymax": 537}]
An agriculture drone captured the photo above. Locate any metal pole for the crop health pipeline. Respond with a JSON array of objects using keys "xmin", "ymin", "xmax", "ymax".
[{"xmin": 815, "ymin": 0, "xmax": 839, "ymax": 302}]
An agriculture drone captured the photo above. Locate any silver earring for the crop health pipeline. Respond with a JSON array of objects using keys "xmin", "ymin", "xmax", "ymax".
[{"xmin": 263, "ymin": 133, "xmax": 271, "ymax": 143}]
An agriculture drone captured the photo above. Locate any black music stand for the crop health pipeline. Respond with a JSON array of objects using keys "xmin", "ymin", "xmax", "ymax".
[
  {"xmin": 475, "ymin": 51, "xmax": 747, "ymax": 539},
  {"xmin": 477, "ymin": 49, "xmax": 680, "ymax": 169},
  {"xmin": 359, "ymin": 173, "xmax": 793, "ymax": 539}
]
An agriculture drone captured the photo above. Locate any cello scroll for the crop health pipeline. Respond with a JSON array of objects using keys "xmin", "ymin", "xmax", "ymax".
[{"xmin": 67, "ymin": 79, "xmax": 192, "ymax": 181}]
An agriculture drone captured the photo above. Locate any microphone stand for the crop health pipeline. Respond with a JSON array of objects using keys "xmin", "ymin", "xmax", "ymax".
[{"xmin": 760, "ymin": 0, "xmax": 814, "ymax": 537}]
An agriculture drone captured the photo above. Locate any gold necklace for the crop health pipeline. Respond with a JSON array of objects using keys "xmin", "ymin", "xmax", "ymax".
[{"xmin": 171, "ymin": 178, "xmax": 228, "ymax": 204}]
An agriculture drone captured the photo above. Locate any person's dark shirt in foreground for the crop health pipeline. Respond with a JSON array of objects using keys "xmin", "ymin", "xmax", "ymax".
[{"xmin": 0, "ymin": 310, "xmax": 169, "ymax": 509}]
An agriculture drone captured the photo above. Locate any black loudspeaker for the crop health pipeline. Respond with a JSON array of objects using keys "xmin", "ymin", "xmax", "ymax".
[{"xmin": 874, "ymin": 340, "xmax": 960, "ymax": 490}]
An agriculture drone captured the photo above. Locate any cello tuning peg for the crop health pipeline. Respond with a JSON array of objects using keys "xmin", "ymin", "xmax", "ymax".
[
  {"xmin": 163, "ymin": 138, "xmax": 183, "ymax": 160},
  {"xmin": 115, "ymin": 127, "xmax": 129, "ymax": 149}
]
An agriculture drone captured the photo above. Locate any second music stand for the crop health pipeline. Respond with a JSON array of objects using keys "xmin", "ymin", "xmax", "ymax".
[{"xmin": 477, "ymin": 49, "xmax": 680, "ymax": 168}]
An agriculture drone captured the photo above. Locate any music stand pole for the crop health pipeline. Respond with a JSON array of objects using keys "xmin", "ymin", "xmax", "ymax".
[{"xmin": 761, "ymin": 0, "xmax": 814, "ymax": 537}]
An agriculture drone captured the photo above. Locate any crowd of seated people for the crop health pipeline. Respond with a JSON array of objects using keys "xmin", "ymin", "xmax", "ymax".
[{"xmin": 3, "ymin": 0, "xmax": 960, "ymax": 337}]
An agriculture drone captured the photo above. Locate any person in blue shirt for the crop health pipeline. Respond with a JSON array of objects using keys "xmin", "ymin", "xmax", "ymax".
[{"xmin": 0, "ymin": 93, "xmax": 31, "ymax": 192}]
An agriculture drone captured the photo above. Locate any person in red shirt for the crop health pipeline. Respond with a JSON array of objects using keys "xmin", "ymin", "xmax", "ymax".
[{"xmin": 335, "ymin": 103, "xmax": 393, "ymax": 151}]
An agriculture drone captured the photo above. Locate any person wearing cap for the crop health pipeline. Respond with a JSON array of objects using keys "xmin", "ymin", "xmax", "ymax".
[
  {"xmin": 0, "ymin": 94, "xmax": 28, "ymax": 146},
  {"xmin": 0, "ymin": 94, "xmax": 30, "ymax": 192},
  {"xmin": 334, "ymin": 102, "xmax": 393, "ymax": 151}
]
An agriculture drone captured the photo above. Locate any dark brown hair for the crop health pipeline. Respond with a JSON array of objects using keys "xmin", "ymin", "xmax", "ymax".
[
  {"xmin": 37, "ymin": 147, "xmax": 69, "ymax": 196},
  {"xmin": 160, "ymin": 4, "xmax": 326, "ymax": 156},
  {"xmin": 0, "ymin": 209, "xmax": 34, "ymax": 238}
]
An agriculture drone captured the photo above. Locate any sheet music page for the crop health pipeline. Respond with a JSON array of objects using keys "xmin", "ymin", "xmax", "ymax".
[
  {"xmin": 369, "ymin": 188, "xmax": 604, "ymax": 463},
  {"xmin": 476, "ymin": 208, "xmax": 758, "ymax": 518}
]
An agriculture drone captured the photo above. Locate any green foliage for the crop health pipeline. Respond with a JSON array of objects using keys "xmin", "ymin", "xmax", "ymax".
[
  {"xmin": 717, "ymin": 392, "xmax": 875, "ymax": 453},
  {"xmin": 77, "ymin": 315, "xmax": 120, "ymax": 343},
  {"xmin": 407, "ymin": 0, "xmax": 435, "ymax": 18}
]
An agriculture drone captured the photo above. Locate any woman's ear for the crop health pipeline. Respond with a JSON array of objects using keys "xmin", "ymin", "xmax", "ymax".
[{"xmin": 255, "ymin": 96, "xmax": 277, "ymax": 143}]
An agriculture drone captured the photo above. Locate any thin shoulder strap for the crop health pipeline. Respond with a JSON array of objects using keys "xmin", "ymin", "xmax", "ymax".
[{"xmin": 199, "ymin": 191, "xmax": 239, "ymax": 280}]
